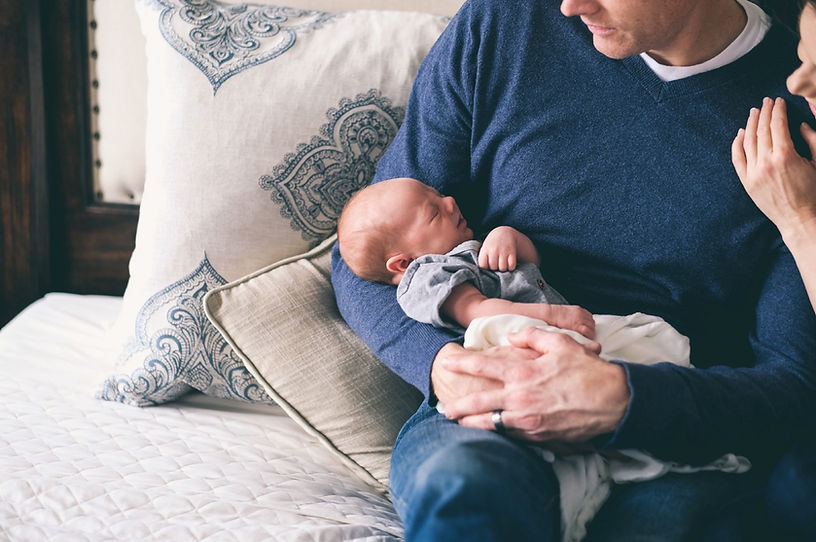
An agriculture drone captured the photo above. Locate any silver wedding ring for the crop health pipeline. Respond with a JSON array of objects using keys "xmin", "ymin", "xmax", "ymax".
[{"xmin": 491, "ymin": 409, "xmax": 506, "ymax": 434}]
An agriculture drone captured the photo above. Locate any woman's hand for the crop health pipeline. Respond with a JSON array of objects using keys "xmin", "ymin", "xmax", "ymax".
[{"xmin": 732, "ymin": 97, "xmax": 816, "ymax": 240}]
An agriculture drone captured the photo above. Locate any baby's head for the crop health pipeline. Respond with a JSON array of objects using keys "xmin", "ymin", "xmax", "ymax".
[{"xmin": 337, "ymin": 177, "xmax": 473, "ymax": 285}]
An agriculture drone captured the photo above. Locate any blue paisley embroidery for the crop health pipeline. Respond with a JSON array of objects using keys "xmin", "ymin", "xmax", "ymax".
[
  {"xmin": 144, "ymin": 0, "xmax": 339, "ymax": 93},
  {"xmin": 259, "ymin": 89, "xmax": 405, "ymax": 241},
  {"xmin": 97, "ymin": 255, "xmax": 272, "ymax": 406}
]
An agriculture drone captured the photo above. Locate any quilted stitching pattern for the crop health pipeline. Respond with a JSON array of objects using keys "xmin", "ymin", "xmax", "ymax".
[{"xmin": 0, "ymin": 295, "xmax": 403, "ymax": 541}]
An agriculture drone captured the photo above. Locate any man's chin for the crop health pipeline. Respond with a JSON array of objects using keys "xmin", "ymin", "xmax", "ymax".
[{"xmin": 592, "ymin": 37, "xmax": 636, "ymax": 60}]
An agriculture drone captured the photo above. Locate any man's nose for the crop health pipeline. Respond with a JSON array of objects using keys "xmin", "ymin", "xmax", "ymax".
[{"xmin": 560, "ymin": 0, "xmax": 594, "ymax": 17}]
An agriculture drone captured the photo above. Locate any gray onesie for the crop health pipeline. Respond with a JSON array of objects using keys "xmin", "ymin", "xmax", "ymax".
[{"xmin": 396, "ymin": 239, "xmax": 567, "ymax": 333}]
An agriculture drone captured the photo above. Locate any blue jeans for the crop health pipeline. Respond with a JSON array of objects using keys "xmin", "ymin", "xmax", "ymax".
[{"xmin": 389, "ymin": 402, "xmax": 770, "ymax": 542}]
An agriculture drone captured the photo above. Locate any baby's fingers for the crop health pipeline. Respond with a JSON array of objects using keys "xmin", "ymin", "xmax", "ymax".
[
  {"xmin": 499, "ymin": 252, "xmax": 516, "ymax": 272},
  {"xmin": 478, "ymin": 249, "xmax": 497, "ymax": 269},
  {"xmin": 578, "ymin": 321, "xmax": 596, "ymax": 340},
  {"xmin": 576, "ymin": 311, "xmax": 596, "ymax": 339}
]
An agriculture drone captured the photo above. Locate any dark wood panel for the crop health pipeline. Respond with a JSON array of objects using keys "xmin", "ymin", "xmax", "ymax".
[
  {"xmin": 0, "ymin": 0, "xmax": 50, "ymax": 327},
  {"xmin": 42, "ymin": 0, "xmax": 138, "ymax": 296},
  {"xmin": 62, "ymin": 205, "xmax": 138, "ymax": 295},
  {"xmin": 1, "ymin": 0, "xmax": 138, "ymax": 327}
]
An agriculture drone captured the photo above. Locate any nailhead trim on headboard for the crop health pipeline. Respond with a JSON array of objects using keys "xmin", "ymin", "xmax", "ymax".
[
  {"xmin": 86, "ymin": 0, "xmax": 148, "ymax": 205},
  {"xmin": 86, "ymin": 0, "xmax": 104, "ymax": 201}
]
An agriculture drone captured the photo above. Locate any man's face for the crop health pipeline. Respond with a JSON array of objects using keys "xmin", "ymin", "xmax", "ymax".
[{"xmin": 560, "ymin": 0, "xmax": 701, "ymax": 63}]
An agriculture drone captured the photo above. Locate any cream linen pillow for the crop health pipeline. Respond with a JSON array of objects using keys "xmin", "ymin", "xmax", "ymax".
[
  {"xmin": 204, "ymin": 236, "xmax": 422, "ymax": 490},
  {"xmin": 98, "ymin": 0, "xmax": 448, "ymax": 406}
]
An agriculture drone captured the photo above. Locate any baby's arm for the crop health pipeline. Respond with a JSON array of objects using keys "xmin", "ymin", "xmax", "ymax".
[
  {"xmin": 441, "ymin": 283, "xmax": 596, "ymax": 339},
  {"xmin": 470, "ymin": 226, "xmax": 594, "ymax": 337},
  {"xmin": 478, "ymin": 226, "xmax": 540, "ymax": 271}
]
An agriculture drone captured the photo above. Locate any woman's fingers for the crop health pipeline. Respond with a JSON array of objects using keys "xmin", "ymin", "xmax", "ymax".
[
  {"xmin": 757, "ymin": 97, "xmax": 774, "ymax": 153},
  {"xmin": 770, "ymin": 97, "xmax": 791, "ymax": 153},
  {"xmin": 732, "ymin": 128, "xmax": 748, "ymax": 180},
  {"xmin": 744, "ymin": 105, "xmax": 760, "ymax": 163},
  {"xmin": 733, "ymin": 98, "xmax": 797, "ymax": 186}
]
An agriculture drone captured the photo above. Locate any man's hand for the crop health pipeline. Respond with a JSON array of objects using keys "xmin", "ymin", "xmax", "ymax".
[
  {"xmin": 431, "ymin": 341, "xmax": 534, "ymax": 405},
  {"xmin": 438, "ymin": 327, "xmax": 630, "ymax": 443}
]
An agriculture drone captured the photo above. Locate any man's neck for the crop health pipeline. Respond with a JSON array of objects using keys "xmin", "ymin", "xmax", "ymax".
[{"xmin": 646, "ymin": 0, "xmax": 748, "ymax": 67}]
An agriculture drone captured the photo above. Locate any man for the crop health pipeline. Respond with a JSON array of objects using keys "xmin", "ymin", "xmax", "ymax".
[{"xmin": 332, "ymin": 0, "xmax": 816, "ymax": 540}]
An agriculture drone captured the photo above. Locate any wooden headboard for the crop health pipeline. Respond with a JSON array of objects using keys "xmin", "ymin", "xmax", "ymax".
[
  {"xmin": 0, "ymin": 0, "xmax": 801, "ymax": 327},
  {"xmin": 1, "ymin": 1, "xmax": 138, "ymax": 327}
]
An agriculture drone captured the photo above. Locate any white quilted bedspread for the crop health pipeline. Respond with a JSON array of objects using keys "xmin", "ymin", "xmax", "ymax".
[{"xmin": 0, "ymin": 294, "xmax": 404, "ymax": 541}]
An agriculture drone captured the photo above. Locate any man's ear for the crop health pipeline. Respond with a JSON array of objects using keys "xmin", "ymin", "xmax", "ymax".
[{"xmin": 385, "ymin": 253, "xmax": 413, "ymax": 283}]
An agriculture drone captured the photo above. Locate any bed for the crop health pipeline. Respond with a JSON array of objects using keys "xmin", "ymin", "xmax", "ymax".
[
  {"xmin": 0, "ymin": 294, "xmax": 403, "ymax": 540},
  {"xmin": 0, "ymin": 0, "xmax": 465, "ymax": 539}
]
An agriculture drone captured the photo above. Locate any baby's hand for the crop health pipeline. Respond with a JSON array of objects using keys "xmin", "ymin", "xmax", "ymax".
[
  {"xmin": 478, "ymin": 226, "xmax": 522, "ymax": 271},
  {"xmin": 540, "ymin": 304, "xmax": 596, "ymax": 339}
]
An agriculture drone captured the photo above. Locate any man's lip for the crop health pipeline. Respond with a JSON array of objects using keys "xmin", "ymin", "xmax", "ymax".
[{"xmin": 583, "ymin": 20, "xmax": 614, "ymax": 35}]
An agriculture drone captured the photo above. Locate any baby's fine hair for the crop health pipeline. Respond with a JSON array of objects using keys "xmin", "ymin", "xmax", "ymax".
[{"xmin": 336, "ymin": 185, "xmax": 401, "ymax": 284}]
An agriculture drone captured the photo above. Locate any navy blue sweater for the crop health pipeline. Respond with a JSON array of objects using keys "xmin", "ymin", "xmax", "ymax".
[{"xmin": 332, "ymin": 0, "xmax": 816, "ymax": 465}]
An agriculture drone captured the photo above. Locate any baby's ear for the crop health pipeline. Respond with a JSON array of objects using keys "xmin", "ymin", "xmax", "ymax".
[{"xmin": 385, "ymin": 253, "xmax": 413, "ymax": 283}]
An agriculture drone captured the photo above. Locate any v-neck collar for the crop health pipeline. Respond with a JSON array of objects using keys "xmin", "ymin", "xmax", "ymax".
[{"xmin": 619, "ymin": 23, "xmax": 787, "ymax": 103}]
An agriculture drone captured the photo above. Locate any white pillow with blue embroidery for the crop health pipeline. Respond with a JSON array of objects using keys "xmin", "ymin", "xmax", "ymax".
[{"xmin": 97, "ymin": 0, "xmax": 449, "ymax": 406}]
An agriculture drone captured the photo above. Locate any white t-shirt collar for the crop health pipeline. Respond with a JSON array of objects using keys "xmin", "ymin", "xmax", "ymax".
[{"xmin": 640, "ymin": 0, "xmax": 771, "ymax": 82}]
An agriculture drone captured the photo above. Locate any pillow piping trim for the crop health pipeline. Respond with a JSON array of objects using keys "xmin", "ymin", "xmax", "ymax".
[{"xmin": 203, "ymin": 234, "xmax": 390, "ymax": 495}]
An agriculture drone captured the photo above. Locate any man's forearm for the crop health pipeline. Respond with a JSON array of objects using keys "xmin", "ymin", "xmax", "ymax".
[{"xmin": 602, "ymin": 276, "xmax": 816, "ymax": 464}]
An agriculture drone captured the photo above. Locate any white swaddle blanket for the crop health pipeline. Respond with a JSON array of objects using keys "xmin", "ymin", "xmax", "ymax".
[{"xmin": 463, "ymin": 313, "xmax": 751, "ymax": 542}]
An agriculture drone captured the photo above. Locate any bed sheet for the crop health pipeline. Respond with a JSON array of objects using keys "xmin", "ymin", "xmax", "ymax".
[{"xmin": 0, "ymin": 293, "xmax": 403, "ymax": 541}]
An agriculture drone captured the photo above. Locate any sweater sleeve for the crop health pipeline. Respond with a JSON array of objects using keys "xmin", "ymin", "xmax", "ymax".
[
  {"xmin": 330, "ymin": 7, "xmax": 477, "ymax": 398},
  {"xmin": 601, "ymin": 241, "xmax": 816, "ymax": 466},
  {"xmin": 396, "ymin": 253, "xmax": 483, "ymax": 334},
  {"xmin": 369, "ymin": 3, "xmax": 475, "ymax": 193}
]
